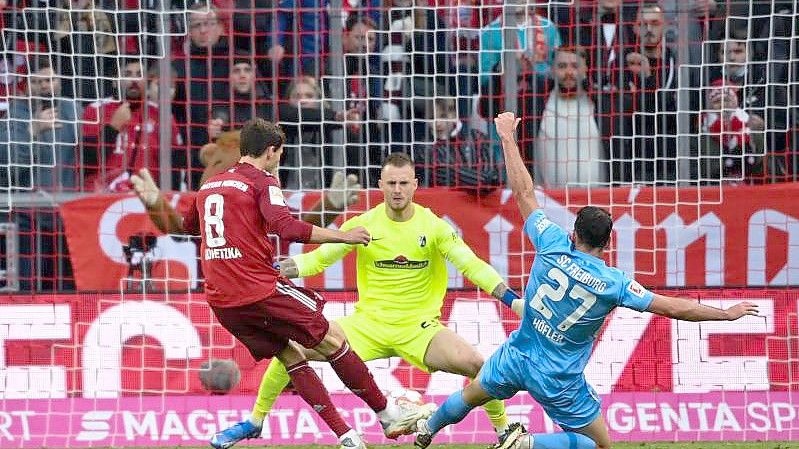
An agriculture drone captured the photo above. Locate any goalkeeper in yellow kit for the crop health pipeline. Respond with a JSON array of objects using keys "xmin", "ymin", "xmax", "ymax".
[{"xmin": 211, "ymin": 153, "xmax": 525, "ymax": 449}]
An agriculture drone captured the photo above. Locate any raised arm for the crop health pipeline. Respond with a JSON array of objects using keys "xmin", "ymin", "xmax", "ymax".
[
  {"xmin": 647, "ymin": 294, "xmax": 759, "ymax": 322},
  {"xmin": 494, "ymin": 112, "xmax": 540, "ymax": 220}
]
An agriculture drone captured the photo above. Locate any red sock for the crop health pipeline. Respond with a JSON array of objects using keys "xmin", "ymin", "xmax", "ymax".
[
  {"xmin": 327, "ymin": 342, "xmax": 388, "ymax": 412},
  {"xmin": 286, "ymin": 361, "xmax": 351, "ymax": 437}
]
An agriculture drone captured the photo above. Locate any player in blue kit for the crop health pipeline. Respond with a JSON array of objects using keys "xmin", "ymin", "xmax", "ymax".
[{"xmin": 413, "ymin": 112, "xmax": 760, "ymax": 449}]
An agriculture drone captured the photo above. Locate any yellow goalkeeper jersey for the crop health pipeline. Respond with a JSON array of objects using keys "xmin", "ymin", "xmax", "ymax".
[{"xmin": 293, "ymin": 203, "xmax": 504, "ymax": 325}]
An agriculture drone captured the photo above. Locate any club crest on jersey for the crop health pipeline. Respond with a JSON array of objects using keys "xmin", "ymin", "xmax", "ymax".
[
  {"xmin": 375, "ymin": 255, "xmax": 429, "ymax": 270},
  {"xmin": 418, "ymin": 235, "xmax": 426, "ymax": 247}
]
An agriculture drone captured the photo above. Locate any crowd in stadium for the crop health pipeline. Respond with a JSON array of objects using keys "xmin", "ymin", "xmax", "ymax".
[
  {"xmin": 0, "ymin": 0, "xmax": 796, "ymax": 195},
  {"xmin": 0, "ymin": 0, "xmax": 797, "ymax": 291}
]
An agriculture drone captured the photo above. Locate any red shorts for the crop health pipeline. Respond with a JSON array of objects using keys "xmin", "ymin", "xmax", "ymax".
[{"xmin": 211, "ymin": 280, "xmax": 330, "ymax": 360}]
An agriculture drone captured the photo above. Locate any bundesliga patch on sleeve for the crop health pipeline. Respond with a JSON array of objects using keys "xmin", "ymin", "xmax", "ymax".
[
  {"xmin": 269, "ymin": 185, "xmax": 286, "ymax": 206},
  {"xmin": 535, "ymin": 214, "xmax": 552, "ymax": 233},
  {"xmin": 627, "ymin": 280, "xmax": 646, "ymax": 298}
]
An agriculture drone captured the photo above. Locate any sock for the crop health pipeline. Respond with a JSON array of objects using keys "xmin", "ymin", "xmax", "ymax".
[
  {"xmin": 327, "ymin": 342, "xmax": 388, "ymax": 413},
  {"xmin": 482, "ymin": 398, "xmax": 509, "ymax": 434},
  {"xmin": 427, "ymin": 390, "xmax": 474, "ymax": 435},
  {"xmin": 531, "ymin": 432, "xmax": 597, "ymax": 449},
  {"xmin": 249, "ymin": 358, "xmax": 292, "ymax": 427},
  {"xmin": 286, "ymin": 361, "xmax": 351, "ymax": 437}
]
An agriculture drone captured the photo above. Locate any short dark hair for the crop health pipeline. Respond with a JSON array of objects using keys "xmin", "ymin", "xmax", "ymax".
[
  {"xmin": 381, "ymin": 152, "xmax": 414, "ymax": 170},
  {"xmin": 574, "ymin": 206, "xmax": 613, "ymax": 249},
  {"xmin": 345, "ymin": 14, "xmax": 377, "ymax": 32},
  {"xmin": 556, "ymin": 45, "xmax": 588, "ymax": 63},
  {"xmin": 240, "ymin": 118, "xmax": 285, "ymax": 158},
  {"xmin": 28, "ymin": 56, "xmax": 53, "ymax": 74}
]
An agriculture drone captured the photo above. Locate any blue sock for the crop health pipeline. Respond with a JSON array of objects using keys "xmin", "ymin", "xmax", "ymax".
[
  {"xmin": 531, "ymin": 432, "xmax": 596, "ymax": 449},
  {"xmin": 427, "ymin": 390, "xmax": 474, "ymax": 434}
]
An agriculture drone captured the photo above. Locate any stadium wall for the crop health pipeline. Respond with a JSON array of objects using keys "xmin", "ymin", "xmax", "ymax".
[{"xmin": 2, "ymin": 288, "xmax": 799, "ymax": 446}]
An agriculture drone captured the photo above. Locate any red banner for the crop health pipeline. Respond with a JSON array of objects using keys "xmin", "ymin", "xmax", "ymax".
[
  {"xmin": 1, "ymin": 289, "xmax": 798, "ymax": 400},
  {"xmin": 59, "ymin": 184, "xmax": 799, "ymax": 291}
]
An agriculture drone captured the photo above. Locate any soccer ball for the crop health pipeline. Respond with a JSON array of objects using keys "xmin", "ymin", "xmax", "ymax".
[
  {"xmin": 387, "ymin": 388, "xmax": 426, "ymax": 407},
  {"xmin": 199, "ymin": 359, "xmax": 241, "ymax": 394}
]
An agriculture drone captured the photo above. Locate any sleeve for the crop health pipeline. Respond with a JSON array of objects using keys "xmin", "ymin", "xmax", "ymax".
[
  {"xmin": 293, "ymin": 217, "xmax": 357, "ymax": 277},
  {"xmin": 181, "ymin": 197, "xmax": 201, "ymax": 235},
  {"xmin": 618, "ymin": 277, "xmax": 655, "ymax": 312},
  {"xmin": 436, "ymin": 217, "xmax": 504, "ymax": 294},
  {"xmin": 523, "ymin": 209, "xmax": 569, "ymax": 253},
  {"xmin": 258, "ymin": 180, "xmax": 313, "ymax": 243}
]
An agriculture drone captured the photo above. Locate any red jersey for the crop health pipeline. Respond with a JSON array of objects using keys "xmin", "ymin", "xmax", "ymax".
[
  {"xmin": 81, "ymin": 99, "xmax": 182, "ymax": 191},
  {"xmin": 183, "ymin": 162, "xmax": 313, "ymax": 307}
]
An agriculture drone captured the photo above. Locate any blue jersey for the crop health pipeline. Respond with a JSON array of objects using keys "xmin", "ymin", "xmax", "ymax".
[{"xmin": 507, "ymin": 209, "xmax": 654, "ymax": 377}]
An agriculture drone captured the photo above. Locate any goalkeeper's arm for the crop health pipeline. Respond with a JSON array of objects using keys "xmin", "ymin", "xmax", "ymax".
[
  {"xmin": 442, "ymin": 236, "xmax": 523, "ymax": 318},
  {"xmin": 131, "ymin": 168, "xmax": 184, "ymax": 234}
]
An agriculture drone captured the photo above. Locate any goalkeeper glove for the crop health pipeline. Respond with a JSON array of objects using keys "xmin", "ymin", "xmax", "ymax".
[{"xmin": 501, "ymin": 288, "xmax": 521, "ymax": 308}]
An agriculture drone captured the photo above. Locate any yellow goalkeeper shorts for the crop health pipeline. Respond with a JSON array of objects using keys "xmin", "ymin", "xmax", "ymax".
[{"xmin": 335, "ymin": 312, "xmax": 444, "ymax": 373}]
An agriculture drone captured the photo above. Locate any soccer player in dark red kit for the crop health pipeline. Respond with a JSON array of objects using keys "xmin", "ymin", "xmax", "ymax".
[{"xmin": 181, "ymin": 118, "xmax": 433, "ymax": 449}]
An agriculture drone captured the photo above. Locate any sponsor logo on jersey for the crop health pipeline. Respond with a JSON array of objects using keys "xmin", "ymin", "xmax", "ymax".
[
  {"xmin": 418, "ymin": 235, "xmax": 426, "ymax": 247},
  {"xmin": 627, "ymin": 280, "xmax": 646, "ymax": 298},
  {"xmin": 374, "ymin": 255, "xmax": 429, "ymax": 269}
]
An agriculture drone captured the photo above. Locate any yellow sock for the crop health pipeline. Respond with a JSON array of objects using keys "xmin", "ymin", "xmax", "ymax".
[
  {"xmin": 250, "ymin": 358, "xmax": 291, "ymax": 425},
  {"xmin": 482, "ymin": 398, "xmax": 509, "ymax": 434}
]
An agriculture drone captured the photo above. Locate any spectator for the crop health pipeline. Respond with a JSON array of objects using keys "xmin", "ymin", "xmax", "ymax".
[
  {"xmin": 279, "ymin": 76, "xmax": 357, "ymax": 190},
  {"xmin": 698, "ymin": 80, "xmax": 765, "ymax": 183},
  {"xmin": 80, "ymin": 58, "xmax": 182, "ymax": 192},
  {"xmin": 324, "ymin": 14, "xmax": 385, "ymax": 187},
  {"xmin": 572, "ymin": 0, "xmax": 636, "ymax": 92},
  {"xmin": 710, "ymin": 27, "xmax": 791, "ymax": 179},
  {"xmin": 52, "ymin": 0, "xmax": 117, "ymax": 102},
  {"xmin": 570, "ymin": 0, "xmax": 639, "ymax": 183},
  {"xmin": 0, "ymin": 56, "xmax": 80, "ymax": 191},
  {"xmin": 413, "ymin": 97, "xmax": 500, "ymax": 194},
  {"xmin": 626, "ymin": 4, "xmax": 678, "ymax": 183},
  {"xmin": 173, "ymin": 2, "xmax": 232, "ymax": 189},
  {"xmin": 660, "ymin": 0, "xmax": 719, "ymax": 69},
  {"xmin": 209, "ymin": 56, "xmax": 274, "ymax": 142},
  {"xmin": 381, "ymin": 0, "xmax": 455, "ymax": 150},
  {"xmin": 526, "ymin": 47, "xmax": 608, "ymax": 188},
  {"xmin": 437, "ymin": 0, "xmax": 503, "ymax": 117},
  {"xmin": 229, "ymin": 0, "xmax": 327, "ymax": 79},
  {"xmin": 479, "ymin": 0, "xmax": 561, "ymax": 84},
  {"xmin": 339, "ymin": 0, "xmax": 382, "ymax": 29}
]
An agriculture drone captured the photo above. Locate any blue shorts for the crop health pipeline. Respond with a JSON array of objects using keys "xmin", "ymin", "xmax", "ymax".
[{"xmin": 478, "ymin": 343, "xmax": 601, "ymax": 430}]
